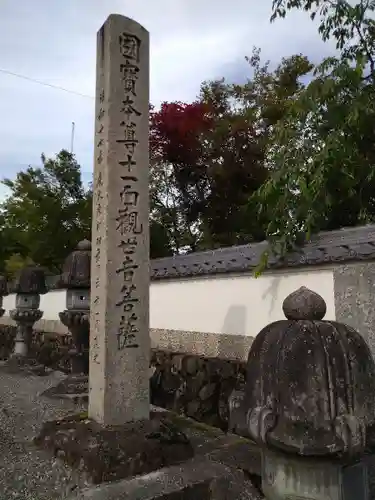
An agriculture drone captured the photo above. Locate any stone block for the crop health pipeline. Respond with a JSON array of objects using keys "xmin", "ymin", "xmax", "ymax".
[
  {"xmin": 67, "ymin": 289, "xmax": 90, "ymax": 310},
  {"xmin": 67, "ymin": 458, "xmax": 262, "ymax": 499},
  {"xmin": 15, "ymin": 293, "xmax": 40, "ymax": 309},
  {"xmin": 35, "ymin": 411, "xmax": 194, "ymax": 485}
]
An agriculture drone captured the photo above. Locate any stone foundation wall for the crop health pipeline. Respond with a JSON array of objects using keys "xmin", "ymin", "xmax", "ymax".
[
  {"xmin": 150, "ymin": 351, "xmax": 246, "ymax": 430},
  {"xmin": 0, "ymin": 325, "xmax": 246, "ymax": 430}
]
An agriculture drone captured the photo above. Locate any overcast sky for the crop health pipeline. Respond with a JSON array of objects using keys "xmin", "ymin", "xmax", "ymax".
[{"xmin": 0, "ymin": 0, "xmax": 332, "ymax": 197}]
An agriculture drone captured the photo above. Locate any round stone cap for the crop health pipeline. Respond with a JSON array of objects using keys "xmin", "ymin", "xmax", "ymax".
[
  {"xmin": 59, "ymin": 240, "xmax": 91, "ymax": 289},
  {"xmin": 282, "ymin": 286, "xmax": 327, "ymax": 320},
  {"xmin": 76, "ymin": 239, "xmax": 91, "ymax": 251}
]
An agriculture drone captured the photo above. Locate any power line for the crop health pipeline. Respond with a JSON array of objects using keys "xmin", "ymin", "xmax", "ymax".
[{"xmin": 0, "ymin": 68, "xmax": 94, "ymax": 99}]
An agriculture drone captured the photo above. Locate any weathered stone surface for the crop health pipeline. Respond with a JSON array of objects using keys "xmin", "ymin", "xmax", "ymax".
[
  {"xmin": 66, "ymin": 458, "xmax": 262, "ymax": 500},
  {"xmin": 151, "ymin": 350, "xmax": 246, "ymax": 430},
  {"xmin": 262, "ymin": 448, "xmax": 370, "ymax": 500},
  {"xmin": 35, "ymin": 411, "xmax": 194, "ymax": 484},
  {"xmin": 42, "ymin": 374, "xmax": 89, "ymax": 404},
  {"xmin": 59, "ymin": 310, "xmax": 90, "ymax": 375},
  {"xmin": 238, "ymin": 286, "xmax": 375, "ymax": 458},
  {"xmin": 11, "ymin": 265, "xmax": 48, "ymax": 294},
  {"xmin": 59, "ymin": 240, "xmax": 92, "ymax": 289},
  {"xmin": 282, "ymin": 286, "xmax": 326, "ymax": 320},
  {"xmin": 89, "ymin": 14, "xmax": 150, "ymax": 425},
  {"xmin": 334, "ymin": 262, "xmax": 375, "ymax": 360},
  {"xmin": 206, "ymin": 439, "xmax": 262, "ymax": 478}
]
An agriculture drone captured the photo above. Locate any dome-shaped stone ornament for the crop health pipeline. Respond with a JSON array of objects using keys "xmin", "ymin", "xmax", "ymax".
[
  {"xmin": 59, "ymin": 240, "xmax": 91, "ymax": 289},
  {"xmin": 282, "ymin": 286, "xmax": 326, "ymax": 320},
  {"xmin": 12, "ymin": 265, "xmax": 47, "ymax": 294},
  {"xmin": 241, "ymin": 287, "xmax": 375, "ymax": 458}
]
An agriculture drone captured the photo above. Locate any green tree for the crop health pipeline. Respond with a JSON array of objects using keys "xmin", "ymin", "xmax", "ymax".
[
  {"xmin": 4, "ymin": 254, "xmax": 34, "ymax": 280},
  {"xmin": 0, "ymin": 148, "xmax": 174, "ymax": 267},
  {"xmin": 254, "ymin": 0, "xmax": 375, "ymax": 272},
  {"xmin": 149, "ymin": 51, "xmax": 312, "ymax": 253},
  {"xmin": 1, "ymin": 149, "xmax": 92, "ymax": 272}
]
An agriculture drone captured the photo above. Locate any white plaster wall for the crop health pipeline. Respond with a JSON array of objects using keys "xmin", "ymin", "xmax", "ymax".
[
  {"xmin": 2, "ymin": 267, "xmax": 335, "ymax": 336},
  {"xmin": 3, "ymin": 294, "xmax": 15, "ymax": 312},
  {"xmin": 150, "ymin": 268, "xmax": 335, "ymax": 336}
]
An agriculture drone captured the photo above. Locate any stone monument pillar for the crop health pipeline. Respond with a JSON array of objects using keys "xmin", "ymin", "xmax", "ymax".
[
  {"xmin": 229, "ymin": 286, "xmax": 375, "ymax": 500},
  {"xmin": 89, "ymin": 14, "xmax": 150, "ymax": 425}
]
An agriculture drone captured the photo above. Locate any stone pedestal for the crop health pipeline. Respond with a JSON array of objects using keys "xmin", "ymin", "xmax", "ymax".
[
  {"xmin": 11, "ymin": 308, "xmax": 43, "ymax": 357},
  {"xmin": 59, "ymin": 310, "xmax": 89, "ymax": 375},
  {"xmin": 35, "ymin": 408, "xmax": 262, "ymax": 499},
  {"xmin": 89, "ymin": 14, "xmax": 150, "ymax": 425}
]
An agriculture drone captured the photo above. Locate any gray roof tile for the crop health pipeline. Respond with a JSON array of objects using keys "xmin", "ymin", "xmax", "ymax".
[{"xmin": 150, "ymin": 224, "xmax": 375, "ymax": 280}]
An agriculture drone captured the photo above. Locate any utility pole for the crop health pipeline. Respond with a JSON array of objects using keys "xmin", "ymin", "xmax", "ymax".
[{"xmin": 70, "ymin": 121, "xmax": 75, "ymax": 154}]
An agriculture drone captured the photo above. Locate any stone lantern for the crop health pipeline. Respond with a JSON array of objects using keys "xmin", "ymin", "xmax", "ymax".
[
  {"xmin": 0, "ymin": 274, "xmax": 8, "ymax": 318},
  {"xmin": 229, "ymin": 287, "xmax": 375, "ymax": 500},
  {"xmin": 58, "ymin": 239, "xmax": 91, "ymax": 375},
  {"xmin": 9, "ymin": 265, "xmax": 47, "ymax": 359}
]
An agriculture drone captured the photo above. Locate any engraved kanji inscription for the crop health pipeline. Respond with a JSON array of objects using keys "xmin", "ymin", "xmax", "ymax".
[
  {"xmin": 119, "ymin": 33, "xmax": 141, "ymax": 62},
  {"xmin": 117, "ymin": 313, "xmax": 140, "ymax": 350},
  {"xmin": 118, "ymin": 155, "xmax": 136, "ymax": 172},
  {"xmin": 117, "ymin": 122, "xmax": 138, "ymax": 154},
  {"xmin": 116, "ymin": 210, "xmax": 143, "ymax": 235},
  {"xmin": 121, "ymin": 96, "xmax": 142, "ymax": 120},
  {"xmin": 118, "ymin": 237, "xmax": 138, "ymax": 254},
  {"xmin": 120, "ymin": 61, "xmax": 139, "ymax": 97},
  {"xmin": 116, "ymin": 283, "xmax": 138, "ymax": 306},
  {"xmin": 116, "ymin": 255, "xmax": 139, "ymax": 273},
  {"xmin": 120, "ymin": 182, "xmax": 139, "ymax": 207}
]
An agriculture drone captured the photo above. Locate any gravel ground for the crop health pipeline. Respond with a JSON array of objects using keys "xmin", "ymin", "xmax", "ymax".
[{"xmin": 0, "ymin": 368, "xmax": 87, "ymax": 500}]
